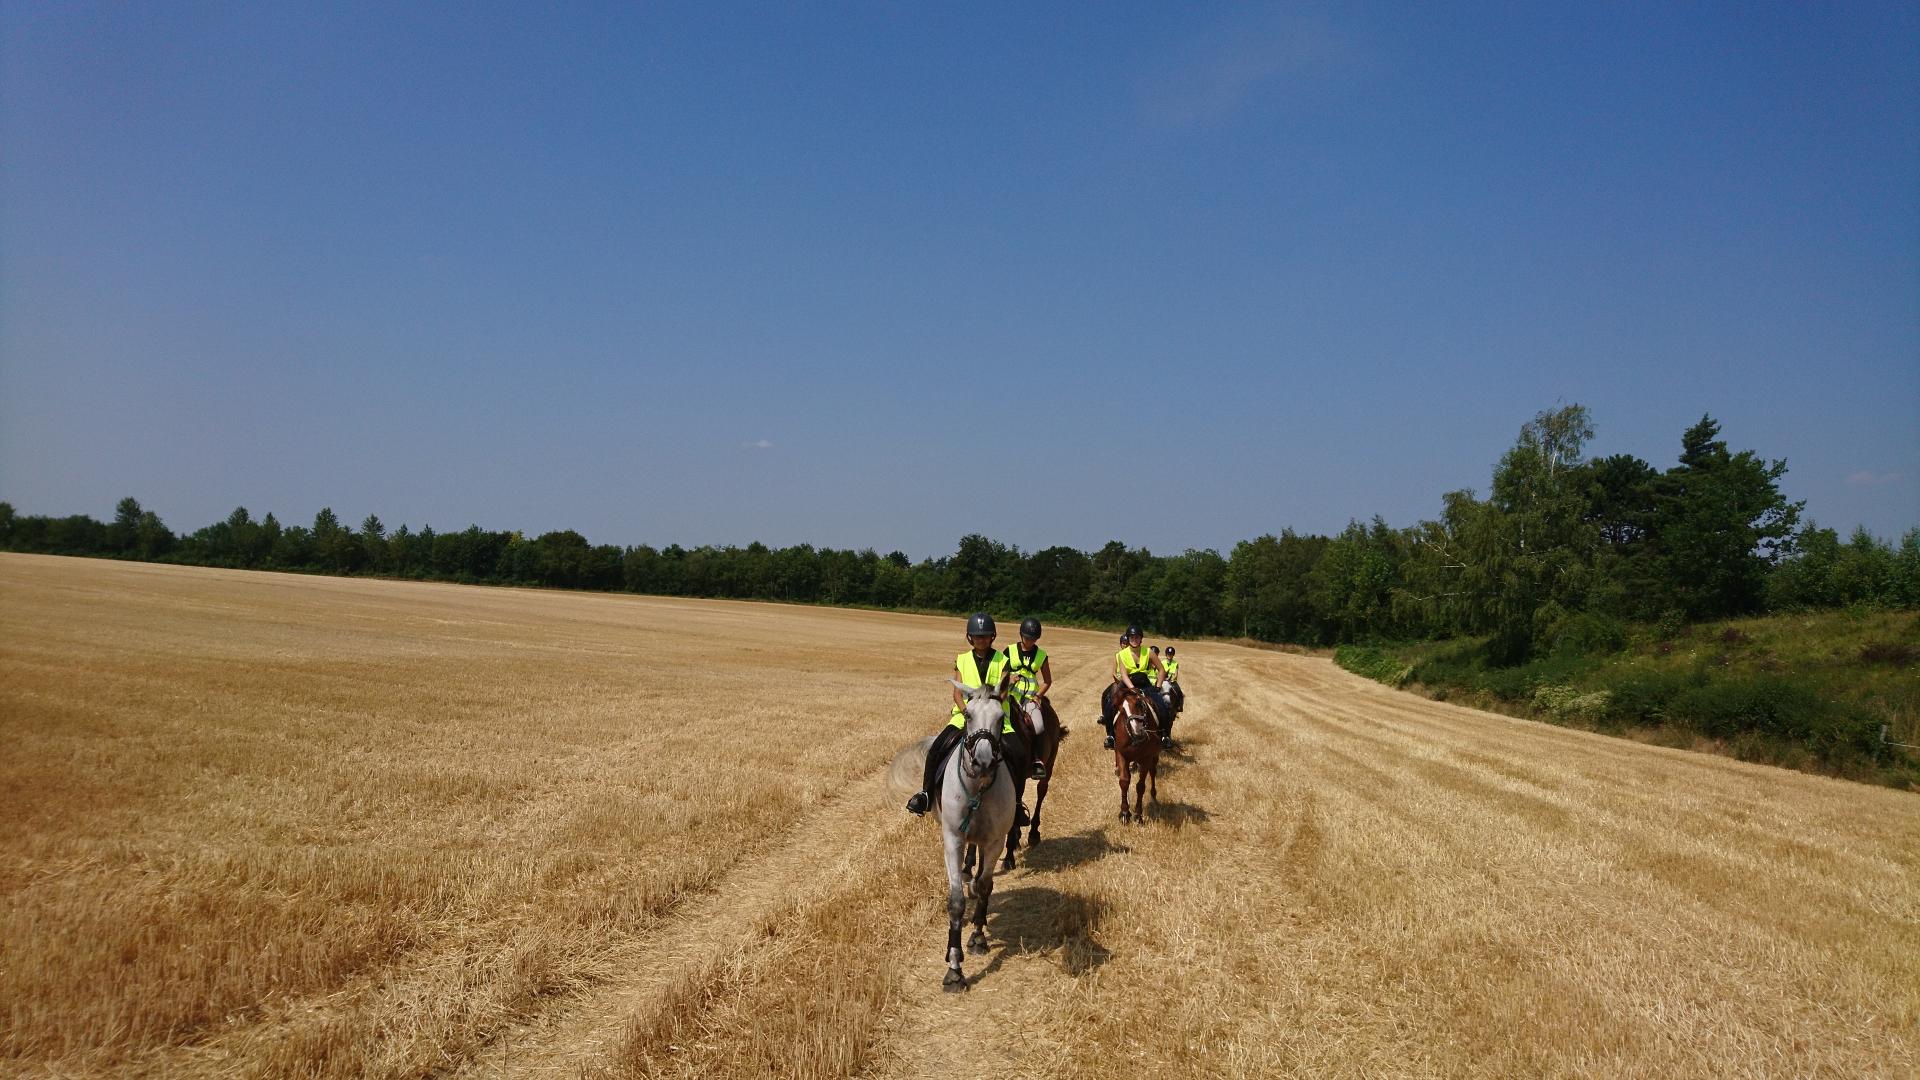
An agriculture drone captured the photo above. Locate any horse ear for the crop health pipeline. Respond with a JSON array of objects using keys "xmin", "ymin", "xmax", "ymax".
[
  {"xmin": 994, "ymin": 673, "xmax": 1012, "ymax": 699},
  {"xmin": 949, "ymin": 678, "xmax": 970, "ymax": 695}
]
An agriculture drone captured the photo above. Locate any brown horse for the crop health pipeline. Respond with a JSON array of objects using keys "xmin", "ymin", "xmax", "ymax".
[
  {"xmin": 1001, "ymin": 696, "xmax": 1065, "ymax": 867},
  {"xmin": 1111, "ymin": 684, "xmax": 1159, "ymax": 823}
]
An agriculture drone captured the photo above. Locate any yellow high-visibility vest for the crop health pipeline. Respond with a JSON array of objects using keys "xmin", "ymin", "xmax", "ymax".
[
  {"xmin": 950, "ymin": 648, "xmax": 1012, "ymax": 730},
  {"xmin": 1117, "ymin": 646, "xmax": 1153, "ymax": 679},
  {"xmin": 1004, "ymin": 644, "xmax": 1047, "ymax": 702}
]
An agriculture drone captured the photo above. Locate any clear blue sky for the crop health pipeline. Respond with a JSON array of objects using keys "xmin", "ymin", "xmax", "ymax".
[{"xmin": 4, "ymin": 2, "xmax": 1915, "ymax": 559}]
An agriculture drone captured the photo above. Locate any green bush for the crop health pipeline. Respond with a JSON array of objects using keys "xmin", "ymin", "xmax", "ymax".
[
  {"xmin": 1665, "ymin": 677, "xmax": 1824, "ymax": 740},
  {"xmin": 1336, "ymin": 645, "xmax": 1411, "ymax": 686},
  {"xmin": 1552, "ymin": 612, "xmax": 1628, "ymax": 657},
  {"xmin": 1604, "ymin": 669, "xmax": 1701, "ymax": 724}
]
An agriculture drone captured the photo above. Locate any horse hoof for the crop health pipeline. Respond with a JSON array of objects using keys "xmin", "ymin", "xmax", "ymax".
[
  {"xmin": 1119, "ymin": 810, "xmax": 1130, "ymax": 823},
  {"xmin": 967, "ymin": 932, "xmax": 990, "ymax": 956},
  {"xmin": 1026, "ymin": 829, "xmax": 1040, "ymax": 847},
  {"xmin": 943, "ymin": 970, "xmax": 968, "ymax": 992}
]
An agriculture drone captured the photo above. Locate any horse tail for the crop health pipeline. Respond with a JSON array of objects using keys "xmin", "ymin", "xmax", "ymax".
[{"xmin": 888, "ymin": 735, "xmax": 937, "ymax": 795}]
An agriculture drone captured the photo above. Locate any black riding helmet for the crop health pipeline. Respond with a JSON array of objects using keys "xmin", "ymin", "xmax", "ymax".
[
  {"xmin": 1019, "ymin": 616, "xmax": 1042, "ymax": 640},
  {"xmin": 1126, "ymin": 624, "xmax": 1142, "ymax": 638},
  {"xmin": 966, "ymin": 611, "xmax": 996, "ymax": 639},
  {"xmin": 1165, "ymin": 646, "xmax": 1176, "ymax": 657},
  {"xmin": 1118, "ymin": 632, "xmax": 1128, "ymax": 645}
]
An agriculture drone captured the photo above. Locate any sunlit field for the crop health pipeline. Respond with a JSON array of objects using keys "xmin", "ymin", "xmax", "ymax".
[{"xmin": 3, "ymin": 553, "xmax": 1916, "ymax": 1078}]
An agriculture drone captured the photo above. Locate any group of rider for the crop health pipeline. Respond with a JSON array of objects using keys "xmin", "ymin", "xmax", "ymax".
[{"xmin": 905, "ymin": 614, "xmax": 1183, "ymax": 817}]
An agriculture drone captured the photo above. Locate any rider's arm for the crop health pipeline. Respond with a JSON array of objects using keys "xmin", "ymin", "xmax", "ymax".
[
  {"xmin": 1037, "ymin": 657, "xmax": 1052, "ymax": 699},
  {"xmin": 1151, "ymin": 655, "xmax": 1166, "ymax": 678},
  {"xmin": 952, "ymin": 662, "xmax": 966, "ymax": 710}
]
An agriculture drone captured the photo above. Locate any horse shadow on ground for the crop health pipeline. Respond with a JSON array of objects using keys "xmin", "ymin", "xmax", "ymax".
[
  {"xmin": 1016, "ymin": 825, "xmax": 1129, "ymax": 873},
  {"xmin": 1140, "ymin": 798, "xmax": 1212, "ymax": 831},
  {"xmin": 974, "ymin": 886, "xmax": 1111, "ymax": 981},
  {"xmin": 1155, "ymin": 740, "xmax": 1201, "ymax": 773}
]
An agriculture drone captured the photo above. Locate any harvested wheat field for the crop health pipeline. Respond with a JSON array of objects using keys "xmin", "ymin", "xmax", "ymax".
[{"xmin": 2, "ymin": 552, "xmax": 1917, "ymax": 1078}]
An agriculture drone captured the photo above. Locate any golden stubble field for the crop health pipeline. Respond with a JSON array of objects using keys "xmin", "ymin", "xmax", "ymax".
[{"xmin": 3, "ymin": 552, "xmax": 1917, "ymax": 1078}]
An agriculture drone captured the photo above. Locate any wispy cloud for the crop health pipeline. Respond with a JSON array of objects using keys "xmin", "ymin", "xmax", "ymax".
[
  {"xmin": 1137, "ymin": 11, "xmax": 1356, "ymax": 128},
  {"xmin": 1845, "ymin": 471, "xmax": 1903, "ymax": 487},
  {"xmin": 742, "ymin": 438, "xmax": 774, "ymax": 450}
]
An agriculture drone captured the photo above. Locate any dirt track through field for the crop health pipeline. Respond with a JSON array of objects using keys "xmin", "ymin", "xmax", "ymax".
[{"xmin": 4, "ymin": 555, "xmax": 1917, "ymax": 1078}]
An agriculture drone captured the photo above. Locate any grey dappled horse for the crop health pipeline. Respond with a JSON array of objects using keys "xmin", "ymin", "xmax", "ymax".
[{"xmin": 936, "ymin": 678, "xmax": 1016, "ymax": 992}]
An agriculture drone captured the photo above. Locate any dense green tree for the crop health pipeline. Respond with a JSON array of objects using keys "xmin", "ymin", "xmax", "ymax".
[
  {"xmin": 1225, "ymin": 531, "xmax": 1328, "ymax": 642},
  {"xmin": 1645, "ymin": 416, "xmax": 1802, "ymax": 619}
]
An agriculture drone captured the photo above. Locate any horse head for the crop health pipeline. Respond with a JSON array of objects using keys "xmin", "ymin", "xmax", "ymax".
[{"xmin": 1115, "ymin": 686, "xmax": 1155, "ymax": 745}]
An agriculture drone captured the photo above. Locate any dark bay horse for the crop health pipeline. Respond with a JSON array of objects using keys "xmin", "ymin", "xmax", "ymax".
[
  {"xmin": 1000, "ymin": 696, "xmax": 1064, "ymax": 868},
  {"xmin": 1111, "ymin": 684, "xmax": 1160, "ymax": 823}
]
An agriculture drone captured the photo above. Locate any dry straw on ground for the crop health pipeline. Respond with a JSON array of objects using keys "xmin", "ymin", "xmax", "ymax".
[{"xmin": 2, "ymin": 553, "xmax": 1916, "ymax": 1078}]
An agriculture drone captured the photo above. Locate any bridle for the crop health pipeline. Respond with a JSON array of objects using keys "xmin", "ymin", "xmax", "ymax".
[
  {"xmin": 1116, "ymin": 688, "xmax": 1154, "ymax": 744},
  {"xmin": 958, "ymin": 726, "xmax": 1004, "ymax": 781},
  {"xmin": 955, "ymin": 707, "xmax": 1005, "ymax": 835}
]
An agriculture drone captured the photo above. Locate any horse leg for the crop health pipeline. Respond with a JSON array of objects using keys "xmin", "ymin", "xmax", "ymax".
[
  {"xmin": 942, "ymin": 832, "xmax": 968, "ymax": 991},
  {"xmin": 967, "ymin": 870, "xmax": 994, "ymax": 955},
  {"xmin": 1028, "ymin": 773, "xmax": 1048, "ymax": 847},
  {"xmin": 1117, "ymin": 758, "xmax": 1131, "ymax": 822},
  {"xmin": 1133, "ymin": 768, "xmax": 1147, "ymax": 824},
  {"xmin": 1149, "ymin": 761, "xmax": 1159, "ymax": 804},
  {"xmin": 1002, "ymin": 771, "xmax": 1027, "ymax": 871}
]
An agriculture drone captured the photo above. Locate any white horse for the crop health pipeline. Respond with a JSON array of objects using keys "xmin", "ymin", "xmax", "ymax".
[{"xmin": 937, "ymin": 678, "xmax": 1016, "ymax": 992}]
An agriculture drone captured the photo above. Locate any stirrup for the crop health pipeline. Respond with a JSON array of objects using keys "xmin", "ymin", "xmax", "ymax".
[
  {"xmin": 1031, "ymin": 761, "xmax": 1048, "ymax": 779},
  {"xmin": 1103, "ymin": 734, "xmax": 1114, "ymax": 749},
  {"xmin": 906, "ymin": 791, "xmax": 930, "ymax": 816}
]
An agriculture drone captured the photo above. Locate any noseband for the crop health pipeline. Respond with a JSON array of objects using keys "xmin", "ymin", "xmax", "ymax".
[{"xmin": 959, "ymin": 726, "xmax": 1004, "ymax": 781}]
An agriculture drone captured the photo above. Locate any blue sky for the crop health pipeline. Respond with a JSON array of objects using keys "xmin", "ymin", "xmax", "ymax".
[{"xmin": 3, "ymin": 2, "xmax": 1915, "ymax": 559}]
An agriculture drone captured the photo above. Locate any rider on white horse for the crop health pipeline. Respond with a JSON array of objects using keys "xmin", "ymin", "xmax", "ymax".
[{"xmin": 906, "ymin": 612, "xmax": 1021, "ymax": 816}]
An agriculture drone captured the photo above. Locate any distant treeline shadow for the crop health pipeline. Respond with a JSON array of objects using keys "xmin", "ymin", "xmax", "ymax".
[{"xmin": 981, "ymin": 886, "xmax": 1110, "ymax": 978}]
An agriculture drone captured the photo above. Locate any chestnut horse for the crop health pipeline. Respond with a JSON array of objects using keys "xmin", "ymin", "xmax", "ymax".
[{"xmin": 1111, "ymin": 684, "xmax": 1160, "ymax": 823}]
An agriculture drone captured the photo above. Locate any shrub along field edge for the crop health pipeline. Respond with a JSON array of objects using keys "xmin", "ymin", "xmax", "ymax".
[{"xmin": 1336, "ymin": 608, "xmax": 1920, "ymax": 790}]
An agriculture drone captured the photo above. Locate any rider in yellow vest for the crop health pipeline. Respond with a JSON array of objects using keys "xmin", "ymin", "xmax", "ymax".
[
  {"xmin": 1003, "ymin": 616, "xmax": 1053, "ymax": 780},
  {"xmin": 906, "ymin": 612, "xmax": 1016, "ymax": 816},
  {"xmin": 1102, "ymin": 625, "xmax": 1167, "ymax": 748},
  {"xmin": 1162, "ymin": 645, "xmax": 1183, "ymax": 738}
]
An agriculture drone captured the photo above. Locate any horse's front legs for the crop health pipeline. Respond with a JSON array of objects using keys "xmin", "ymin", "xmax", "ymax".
[
  {"xmin": 1132, "ymin": 768, "xmax": 1147, "ymax": 824},
  {"xmin": 1117, "ymin": 758, "xmax": 1131, "ymax": 822}
]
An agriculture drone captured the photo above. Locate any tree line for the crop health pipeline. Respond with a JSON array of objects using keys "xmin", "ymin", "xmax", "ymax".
[{"xmin": 3, "ymin": 406, "xmax": 1915, "ymax": 659}]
